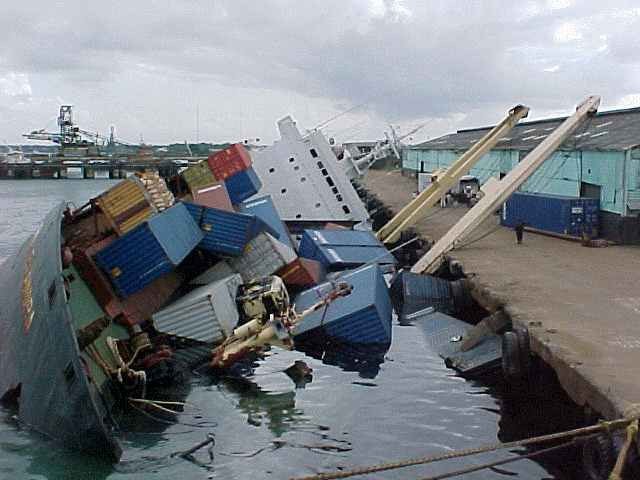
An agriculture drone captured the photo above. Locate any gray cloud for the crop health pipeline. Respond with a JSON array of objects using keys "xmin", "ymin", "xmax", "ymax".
[{"xmin": 1, "ymin": 1, "xmax": 639, "ymax": 144}]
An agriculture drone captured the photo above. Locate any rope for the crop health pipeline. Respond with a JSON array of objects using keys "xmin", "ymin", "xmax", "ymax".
[
  {"xmin": 416, "ymin": 439, "xmax": 576, "ymax": 480},
  {"xmin": 609, "ymin": 419, "xmax": 639, "ymax": 480},
  {"xmin": 290, "ymin": 417, "xmax": 638, "ymax": 480}
]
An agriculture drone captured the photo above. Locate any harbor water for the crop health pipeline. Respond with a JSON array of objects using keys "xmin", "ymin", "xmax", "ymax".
[{"xmin": 0, "ymin": 180, "xmax": 583, "ymax": 479}]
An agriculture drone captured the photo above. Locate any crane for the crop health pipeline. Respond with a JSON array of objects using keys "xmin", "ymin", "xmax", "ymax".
[
  {"xmin": 377, "ymin": 105, "xmax": 530, "ymax": 244},
  {"xmin": 411, "ymin": 95, "xmax": 600, "ymax": 274}
]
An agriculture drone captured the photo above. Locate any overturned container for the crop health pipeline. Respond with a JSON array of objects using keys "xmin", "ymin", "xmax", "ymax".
[
  {"xmin": 224, "ymin": 167, "xmax": 262, "ymax": 205},
  {"xmin": 389, "ymin": 271, "xmax": 472, "ymax": 318},
  {"xmin": 152, "ymin": 274, "xmax": 243, "ymax": 345},
  {"xmin": 228, "ymin": 232, "xmax": 297, "ymax": 282},
  {"xmin": 291, "ymin": 264, "xmax": 392, "ymax": 345},
  {"xmin": 94, "ymin": 202, "xmax": 203, "ymax": 297},
  {"xmin": 95, "ymin": 177, "xmax": 156, "ymax": 235},
  {"xmin": 181, "ymin": 160, "xmax": 217, "ymax": 192},
  {"xmin": 207, "ymin": 144, "xmax": 252, "ymax": 181},
  {"xmin": 276, "ymin": 257, "xmax": 325, "ymax": 289},
  {"xmin": 239, "ymin": 194, "xmax": 293, "ymax": 249},
  {"xmin": 298, "ymin": 229, "xmax": 397, "ymax": 273},
  {"xmin": 182, "ymin": 202, "xmax": 275, "ymax": 257},
  {"xmin": 191, "ymin": 182, "xmax": 234, "ymax": 212}
]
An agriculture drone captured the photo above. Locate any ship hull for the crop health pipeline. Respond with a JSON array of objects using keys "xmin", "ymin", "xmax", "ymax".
[{"xmin": 0, "ymin": 204, "xmax": 121, "ymax": 460}]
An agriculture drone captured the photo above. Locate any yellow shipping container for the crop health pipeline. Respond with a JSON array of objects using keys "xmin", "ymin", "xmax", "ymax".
[{"xmin": 96, "ymin": 178, "xmax": 156, "ymax": 235}]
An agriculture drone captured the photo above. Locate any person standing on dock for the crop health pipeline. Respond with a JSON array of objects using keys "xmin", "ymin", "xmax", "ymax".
[{"xmin": 515, "ymin": 221, "xmax": 524, "ymax": 245}]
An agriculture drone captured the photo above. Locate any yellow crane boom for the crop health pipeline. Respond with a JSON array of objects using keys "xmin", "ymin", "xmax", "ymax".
[{"xmin": 376, "ymin": 104, "xmax": 530, "ymax": 244}]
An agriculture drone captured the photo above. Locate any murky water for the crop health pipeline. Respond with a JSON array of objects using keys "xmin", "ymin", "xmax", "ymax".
[{"xmin": 0, "ymin": 180, "xmax": 583, "ymax": 479}]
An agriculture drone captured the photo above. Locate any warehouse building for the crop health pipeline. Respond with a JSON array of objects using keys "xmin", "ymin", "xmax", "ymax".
[{"xmin": 403, "ymin": 107, "xmax": 640, "ymax": 243}]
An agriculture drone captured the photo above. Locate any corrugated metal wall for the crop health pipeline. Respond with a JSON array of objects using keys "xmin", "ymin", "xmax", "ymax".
[{"xmin": 403, "ymin": 148, "xmax": 629, "ymax": 215}]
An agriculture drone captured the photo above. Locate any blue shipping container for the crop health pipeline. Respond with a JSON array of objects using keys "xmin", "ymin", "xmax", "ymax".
[
  {"xmin": 239, "ymin": 195, "xmax": 294, "ymax": 249},
  {"xmin": 291, "ymin": 264, "xmax": 392, "ymax": 344},
  {"xmin": 299, "ymin": 229, "xmax": 396, "ymax": 272},
  {"xmin": 224, "ymin": 167, "xmax": 262, "ymax": 204},
  {"xmin": 181, "ymin": 202, "xmax": 274, "ymax": 257},
  {"xmin": 502, "ymin": 192, "xmax": 599, "ymax": 237},
  {"xmin": 95, "ymin": 202, "xmax": 203, "ymax": 297}
]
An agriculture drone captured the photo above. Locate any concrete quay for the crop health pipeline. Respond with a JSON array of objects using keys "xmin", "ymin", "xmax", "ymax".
[{"xmin": 365, "ymin": 169, "xmax": 640, "ymax": 420}]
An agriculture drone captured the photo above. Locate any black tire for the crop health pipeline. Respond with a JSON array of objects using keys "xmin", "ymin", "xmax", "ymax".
[
  {"xmin": 513, "ymin": 327, "xmax": 531, "ymax": 376},
  {"xmin": 582, "ymin": 434, "xmax": 615, "ymax": 480},
  {"xmin": 502, "ymin": 331, "xmax": 523, "ymax": 381}
]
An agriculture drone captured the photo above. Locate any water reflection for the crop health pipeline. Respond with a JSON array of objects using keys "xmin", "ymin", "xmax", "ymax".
[{"xmin": 295, "ymin": 340, "xmax": 389, "ymax": 379}]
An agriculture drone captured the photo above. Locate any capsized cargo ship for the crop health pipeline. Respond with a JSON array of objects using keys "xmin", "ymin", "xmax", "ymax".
[{"xmin": 0, "ymin": 119, "xmax": 396, "ymax": 460}]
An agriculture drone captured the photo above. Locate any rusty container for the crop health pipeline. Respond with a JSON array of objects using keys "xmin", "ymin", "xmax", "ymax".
[
  {"xmin": 207, "ymin": 144, "xmax": 252, "ymax": 181},
  {"xmin": 192, "ymin": 182, "xmax": 233, "ymax": 211},
  {"xmin": 276, "ymin": 257, "xmax": 325, "ymax": 289},
  {"xmin": 181, "ymin": 160, "xmax": 216, "ymax": 192},
  {"xmin": 95, "ymin": 177, "xmax": 156, "ymax": 235}
]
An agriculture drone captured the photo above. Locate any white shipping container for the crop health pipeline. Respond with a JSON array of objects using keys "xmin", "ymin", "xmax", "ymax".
[
  {"xmin": 229, "ymin": 232, "xmax": 297, "ymax": 282},
  {"xmin": 152, "ymin": 274, "xmax": 243, "ymax": 344}
]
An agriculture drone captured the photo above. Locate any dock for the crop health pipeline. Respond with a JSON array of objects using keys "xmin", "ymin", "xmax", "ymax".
[{"xmin": 367, "ymin": 169, "xmax": 640, "ymax": 420}]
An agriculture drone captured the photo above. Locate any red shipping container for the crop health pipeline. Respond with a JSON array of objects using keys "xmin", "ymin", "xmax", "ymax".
[
  {"xmin": 276, "ymin": 257, "xmax": 325, "ymax": 288},
  {"xmin": 207, "ymin": 144, "xmax": 252, "ymax": 181},
  {"xmin": 192, "ymin": 182, "xmax": 233, "ymax": 211}
]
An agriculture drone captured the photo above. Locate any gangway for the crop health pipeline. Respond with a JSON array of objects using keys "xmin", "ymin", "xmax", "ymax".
[
  {"xmin": 411, "ymin": 95, "xmax": 600, "ymax": 274},
  {"xmin": 377, "ymin": 105, "xmax": 530, "ymax": 244}
]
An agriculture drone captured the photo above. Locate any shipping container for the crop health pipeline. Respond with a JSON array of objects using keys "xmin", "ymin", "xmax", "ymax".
[
  {"xmin": 152, "ymin": 274, "xmax": 242, "ymax": 344},
  {"xmin": 291, "ymin": 264, "xmax": 392, "ymax": 345},
  {"xmin": 95, "ymin": 177, "xmax": 156, "ymax": 235},
  {"xmin": 208, "ymin": 144, "xmax": 252, "ymax": 181},
  {"xmin": 192, "ymin": 182, "xmax": 233, "ymax": 211},
  {"xmin": 298, "ymin": 229, "xmax": 396, "ymax": 272},
  {"xmin": 138, "ymin": 171, "xmax": 175, "ymax": 212},
  {"xmin": 94, "ymin": 202, "xmax": 203, "ymax": 297},
  {"xmin": 276, "ymin": 257, "xmax": 325, "ymax": 289},
  {"xmin": 228, "ymin": 232, "xmax": 297, "ymax": 282},
  {"xmin": 181, "ymin": 202, "xmax": 275, "ymax": 256},
  {"xmin": 501, "ymin": 192, "xmax": 600, "ymax": 237},
  {"xmin": 191, "ymin": 261, "xmax": 237, "ymax": 286},
  {"xmin": 389, "ymin": 271, "xmax": 471, "ymax": 318},
  {"xmin": 224, "ymin": 167, "xmax": 262, "ymax": 204},
  {"xmin": 181, "ymin": 160, "xmax": 217, "ymax": 192},
  {"xmin": 239, "ymin": 195, "xmax": 293, "ymax": 249}
]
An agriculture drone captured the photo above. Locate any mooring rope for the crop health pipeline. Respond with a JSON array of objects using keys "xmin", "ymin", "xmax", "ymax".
[
  {"xmin": 290, "ymin": 416, "xmax": 639, "ymax": 480},
  {"xmin": 609, "ymin": 419, "xmax": 639, "ymax": 480}
]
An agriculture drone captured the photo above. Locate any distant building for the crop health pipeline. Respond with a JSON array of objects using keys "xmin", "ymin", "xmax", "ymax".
[{"xmin": 403, "ymin": 107, "xmax": 640, "ymax": 243}]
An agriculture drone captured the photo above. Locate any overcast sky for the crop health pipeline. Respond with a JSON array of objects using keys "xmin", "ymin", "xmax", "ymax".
[{"xmin": 1, "ymin": 1, "xmax": 639, "ymax": 146}]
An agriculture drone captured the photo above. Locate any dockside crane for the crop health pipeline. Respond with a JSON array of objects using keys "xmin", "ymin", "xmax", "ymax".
[
  {"xmin": 376, "ymin": 104, "xmax": 530, "ymax": 245},
  {"xmin": 411, "ymin": 95, "xmax": 600, "ymax": 274}
]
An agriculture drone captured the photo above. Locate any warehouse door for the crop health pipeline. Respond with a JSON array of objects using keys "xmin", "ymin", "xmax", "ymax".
[{"xmin": 580, "ymin": 182, "xmax": 601, "ymax": 200}]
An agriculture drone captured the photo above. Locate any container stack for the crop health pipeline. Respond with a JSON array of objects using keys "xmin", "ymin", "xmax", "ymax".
[{"xmin": 298, "ymin": 229, "xmax": 397, "ymax": 273}]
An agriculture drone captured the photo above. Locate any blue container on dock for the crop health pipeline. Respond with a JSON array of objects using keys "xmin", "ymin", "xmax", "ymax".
[
  {"xmin": 239, "ymin": 194, "xmax": 294, "ymax": 249},
  {"xmin": 224, "ymin": 167, "xmax": 262, "ymax": 205},
  {"xmin": 501, "ymin": 192, "xmax": 599, "ymax": 237},
  {"xmin": 298, "ymin": 229, "xmax": 397, "ymax": 272},
  {"xmin": 291, "ymin": 264, "xmax": 392, "ymax": 345},
  {"xmin": 181, "ymin": 202, "xmax": 275, "ymax": 257},
  {"xmin": 95, "ymin": 202, "xmax": 203, "ymax": 297}
]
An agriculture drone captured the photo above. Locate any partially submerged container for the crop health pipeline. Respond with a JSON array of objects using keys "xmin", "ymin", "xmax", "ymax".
[
  {"xmin": 208, "ymin": 144, "xmax": 252, "ymax": 181},
  {"xmin": 94, "ymin": 202, "xmax": 203, "ymax": 297},
  {"xmin": 389, "ymin": 271, "xmax": 471, "ymax": 318},
  {"xmin": 228, "ymin": 232, "xmax": 297, "ymax": 282},
  {"xmin": 181, "ymin": 160, "xmax": 217, "ymax": 192},
  {"xmin": 298, "ymin": 229, "xmax": 397, "ymax": 272},
  {"xmin": 224, "ymin": 167, "xmax": 262, "ymax": 204},
  {"xmin": 192, "ymin": 182, "xmax": 233, "ymax": 211},
  {"xmin": 239, "ymin": 194, "xmax": 293, "ymax": 249},
  {"xmin": 291, "ymin": 264, "xmax": 392, "ymax": 345},
  {"xmin": 182, "ymin": 202, "xmax": 274, "ymax": 256},
  {"xmin": 152, "ymin": 274, "xmax": 242, "ymax": 344},
  {"xmin": 276, "ymin": 257, "xmax": 325, "ymax": 289},
  {"xmin": 501, "ymin": 191, "xmax": 600, "ymax": 237},
  {"xmin": 95, "ymin": 177, "xmax": 156, "ymax": 235}
]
